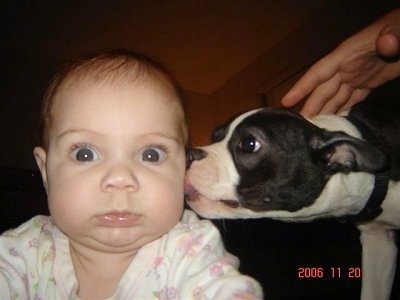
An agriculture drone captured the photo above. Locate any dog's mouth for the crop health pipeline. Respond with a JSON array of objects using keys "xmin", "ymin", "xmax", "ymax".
[
  {"xmin": 219, "ymin": 200, "xmax": 240, "ymax": 208},
  {"xmin": 184, "ymin": 183, "xmax": 240, "ymax": 208}
]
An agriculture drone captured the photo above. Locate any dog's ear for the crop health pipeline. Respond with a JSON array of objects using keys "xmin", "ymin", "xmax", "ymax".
[
  {"xmin": 211, "ymin": 124, "xmax": 229, "ymax": 142},
  {"xmin": 309, "ymin": 130, "xmax": 389, "ymax": 174}
]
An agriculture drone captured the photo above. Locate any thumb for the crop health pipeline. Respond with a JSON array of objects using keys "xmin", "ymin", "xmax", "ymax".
[{"xmin": 376, "ymin": 28, "xmax": 400, "ymax": 58}]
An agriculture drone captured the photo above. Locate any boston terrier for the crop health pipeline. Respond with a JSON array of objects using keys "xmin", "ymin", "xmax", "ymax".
[{"xmin": 185, "ymin": 97, "xmax": 400, "ymax": 300}]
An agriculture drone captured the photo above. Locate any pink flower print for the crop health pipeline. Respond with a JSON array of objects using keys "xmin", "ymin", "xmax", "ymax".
[
  {"xmin": 159, "ymin": 286, "xmax": 177, "ymax": 300},
  {"xmin": 154, "ymin": 256, "xmax": 163, "ymax": 267},
  {"xmin": 9, "ymin": 247, "xmax": 19, "ymax": 257},
  {"xmin": 29, "ymin": 237, "xmax": 39, "ymax": 248},
  {"xmin": 209, "ymin": 264, "xmax": 223, "ymax": 277},
  {"xmin": 33, "ymin": 217, "xmax": 52, "ymax": 235},
  {"xmin": 43, "ymin": 245, "xmax": 55, "ymax": 261},
  {"xmin": 42, "ymin": 224, "xmax": 51, "ymax": 235},
  {"xmin": 177, "ymin": 234, "xmax": 203, "ymax": 257},
  {"xmin": 33, "ymin": 216, "xmax": 47, "ymax": 228},
  {"xmin": 193, "ymin": 286, "xmax": 204, "ymax": 299},
  {"xmin": 148, "ymin": 256, "xmax": 164, "ymax": 280},
  {"xmin": 179, "ymin": 222, "xmax": 202, "ymax": 233}
]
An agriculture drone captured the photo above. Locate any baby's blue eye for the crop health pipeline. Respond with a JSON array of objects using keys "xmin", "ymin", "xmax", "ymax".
[
  {"xmin": 73, "ymin": 146, "xmax": 99, "ymax": 162},
  {"xmin": 140, "ymin": 147, "xmax": 166, "ymax": 163}
]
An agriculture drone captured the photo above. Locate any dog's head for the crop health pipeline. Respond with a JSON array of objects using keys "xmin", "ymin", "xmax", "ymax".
[{"xmin": 185, "ymin": 108, "xmax": 388, "ymax": 220}]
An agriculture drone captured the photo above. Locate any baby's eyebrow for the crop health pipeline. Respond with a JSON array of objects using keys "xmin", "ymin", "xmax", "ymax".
[
  {"xmin": 147, "ymin": 132, "xmax": 181, "ymax": 141},
  {"xmin": 55, "ymin": 129, "xmax": 102, "ymax": 143},
  {"xmin": 136, "ymin": 133, "xmax": 183, "ymax": 146},
  {"xmin": 55, "ymin": 129, "xmax": 181, "ymax": 145},
  {"xmin": 57, "ymin": 129, "xmax": 95, "ymax": 137}
]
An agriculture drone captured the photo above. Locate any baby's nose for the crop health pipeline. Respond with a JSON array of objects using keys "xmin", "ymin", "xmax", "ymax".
[{"xmin": 101, "ymin": 164, "xmax": 139, "ymax": 192}]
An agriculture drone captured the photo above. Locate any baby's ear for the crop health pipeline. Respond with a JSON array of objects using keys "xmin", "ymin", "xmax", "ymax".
[{"xmin": 33, "ymin": 147, "xmax": 48, "ymax": 192}]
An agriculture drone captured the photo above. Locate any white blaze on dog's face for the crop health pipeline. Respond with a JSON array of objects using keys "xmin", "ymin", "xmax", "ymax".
[
  {"xmin": 185, "ymin": 108, "xmax": 388, "ymax": 220},
  {"xmin": 185, "ymin": 110, "xmax": 260, "ymax": 218}
]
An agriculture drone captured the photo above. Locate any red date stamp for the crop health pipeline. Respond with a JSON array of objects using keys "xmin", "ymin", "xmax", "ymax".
[{"xmin": 297, "ymin": 267, "xmax": 361, "ymax": 279}]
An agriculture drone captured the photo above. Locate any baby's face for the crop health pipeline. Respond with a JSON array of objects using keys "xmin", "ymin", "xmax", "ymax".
[{"xmin": 34, "ymin": 80, "xmax": 186, "ymax": 252}]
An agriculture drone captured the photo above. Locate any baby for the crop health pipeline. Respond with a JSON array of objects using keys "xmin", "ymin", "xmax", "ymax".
[{"xmin": 0, "ymin": 50, "xmax": 262, "ymax": 299}]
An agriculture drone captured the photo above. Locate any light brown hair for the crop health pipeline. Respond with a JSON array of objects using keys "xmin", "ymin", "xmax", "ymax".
[{"xmin": 40, "ymin": 49, "xmax": 188, "ymax": 149}]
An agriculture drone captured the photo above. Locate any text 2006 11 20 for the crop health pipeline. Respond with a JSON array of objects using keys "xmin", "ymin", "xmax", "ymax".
[{"xmin": 298, "ymin": 267, "xmax": 361, "ymax": 279}]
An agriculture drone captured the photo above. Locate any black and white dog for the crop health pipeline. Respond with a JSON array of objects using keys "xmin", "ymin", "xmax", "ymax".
[{"xmin": 185, "ymin": 98, "xmax": 399, "ymax": 300}]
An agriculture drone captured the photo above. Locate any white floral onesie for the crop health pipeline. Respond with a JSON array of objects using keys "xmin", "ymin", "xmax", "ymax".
[{"xmin": 0, "ymin": 209, "xmax": 263, "ymax": 299}]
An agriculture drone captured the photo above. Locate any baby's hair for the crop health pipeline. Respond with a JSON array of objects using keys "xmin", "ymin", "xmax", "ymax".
[{"xmin": 40, "ymin": 49, "xmax": 188, "ymax": 149}]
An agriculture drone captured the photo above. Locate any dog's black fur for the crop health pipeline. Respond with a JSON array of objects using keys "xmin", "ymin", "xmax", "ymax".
[
  {"xmin": 220, "ymin": 105, "xmax": 390, "ymax": 212},
  {"xmin": 185, "ymin": 96, "xmax": 400, "ymax": 299}
]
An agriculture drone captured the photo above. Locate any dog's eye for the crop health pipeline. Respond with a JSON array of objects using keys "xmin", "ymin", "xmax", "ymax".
[{"xmin": 239, "ymin": 135, "xmax": 261, "ymax": 153}]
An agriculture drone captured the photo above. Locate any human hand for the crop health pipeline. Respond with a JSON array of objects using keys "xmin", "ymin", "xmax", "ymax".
[{"xmin": 281, "ymin": 9, "xmax": 400, "ymax": 118}]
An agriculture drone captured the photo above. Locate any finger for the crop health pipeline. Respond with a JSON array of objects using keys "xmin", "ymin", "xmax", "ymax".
[
  {"xmin": 378, "ymin": 59, "xmax": 400, "ymax": 83},
  {"xmin": 299, "ymin": 73, "xmax": 341, "ymax": 117},
  {"xmin": 319, "ymin": 84, "xmax": 353, "ymax": 115},
  {"xmin": 337, "ymin": 89, "xmax": 371, "ymax": 113},
  {"xmin": 376, "ymin": 30, "xmax": 400, "ymax": 58},
  {"xmin": 281, "ymin": 54, "xmax": 339, "ymax": 107}
]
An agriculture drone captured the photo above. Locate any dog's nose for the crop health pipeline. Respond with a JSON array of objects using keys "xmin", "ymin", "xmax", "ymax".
[{"xmin": 186, "ymin": 148, "xmax": 207, "ymax": 169}]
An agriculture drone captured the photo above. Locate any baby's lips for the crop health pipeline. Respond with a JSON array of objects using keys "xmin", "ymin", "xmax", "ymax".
[{"xmin": 96, "ymin": 211, "xmax": 140, "ymax": 227}]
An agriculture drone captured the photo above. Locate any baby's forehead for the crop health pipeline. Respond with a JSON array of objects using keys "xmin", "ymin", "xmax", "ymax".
[
  {"xmin": 56, "ymin": 78, "xmax": 177, "ymax": 113},
  {"xmin": 53, "ymin": 76, "xmax": 184, "ymax": 127},
  {"xmin": 41, "ymin": 52, "xmax": 187, "ymax": 148},
  {"xmin": 60, "ymin": 68, "xmax": 176, "ymax": 99},
  {"xmin": 50, "ymin": 80, "xmax": 187, "ymax": 144}
]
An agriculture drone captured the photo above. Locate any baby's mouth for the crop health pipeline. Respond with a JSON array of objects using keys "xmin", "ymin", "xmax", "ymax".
[
  {"xmin": 219, "ymin": 200, "xmax": 240, "ymax": 208},
  {"xmin": 96, "ymin": 211, "xmax": 140, "ymax": 227}
]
